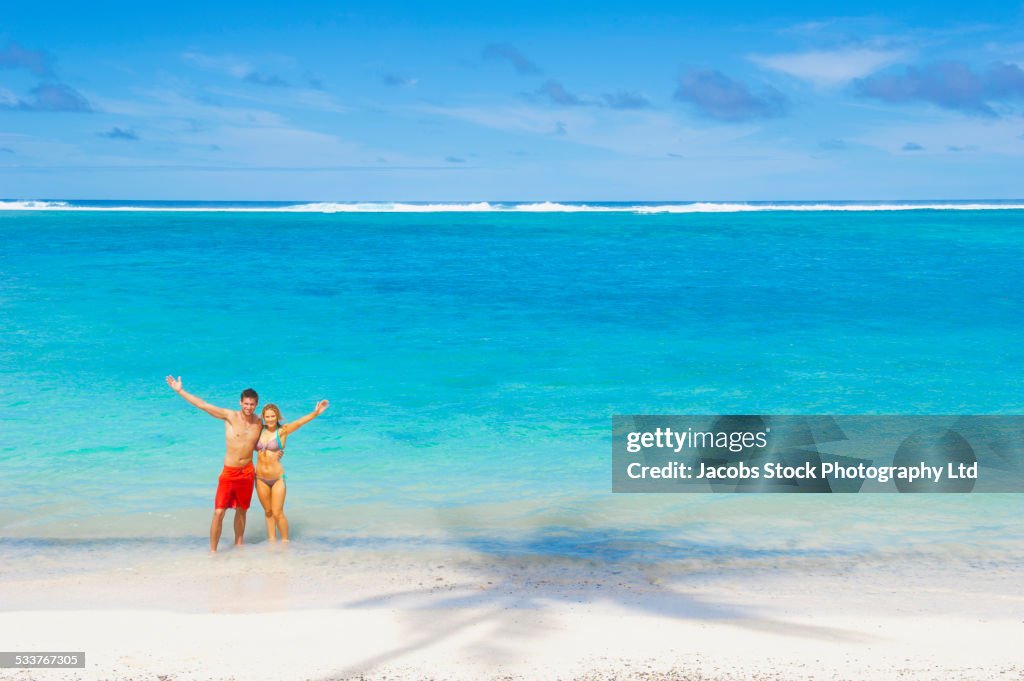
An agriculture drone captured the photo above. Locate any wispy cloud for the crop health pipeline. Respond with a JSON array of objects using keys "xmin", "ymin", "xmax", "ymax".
[
  {"xmin": 382, "ymin": 73, "xmax": 418, "ymax": 87},
  {"xmin": 182, "ymin": 50, "xmax": 250, "ymax": 78},
  {"xmin": 243, "ymin": 71, "xmax": 288, "ymax": 87},
  {"xmin": 138, "ymin": 83, "xmax": 348, "ymax": 118},
  {"xmin": 752, "ymin": 48, "xmax": 907, "ymax": 87},
  {"xmin": 184, "ymin": 50, "xmax": 290, "ymax": 87},
  {"xmin": 537, "ymin": 80, "xmax": 584, "ymax": 106},
  {"xmin": 602, "ymin": 91, "xmax": 650, "ymax": 109},
  {"xmin": 855, "ymin": 115, "xmax": 1024, "ymax": 157},
  {"xmin": 98, "ymin": 127, "xmax": 139, "ymax": 140},
  {"xmin": 674, "ymin": 69, "xmax": 786, "ymax": 121},
  {"xmin": 0, "ymin": 42, "xmax": 53, "ymax": 76},
  {"xmin": 415, "ymin": 102, "xmax": 758, "ymax": 158},
  {"xmin": 0, "ymin": 86, "xmax": 18, "ymax": 108},
  {"xmin": 217, "ymin": 86, "xmax": 347, "ymax": 114},
  {"xmin": 86, "ymin": 95, "xmax": 428, "ymax": 170},
  {"xmin": 482, "ymin": 43, "xmax": 541, "ymax": 75},
  {"xmin": 531, "ymin": 83, "xmax": 651, "ymax": 109},
  {"xmin": 445, "ymin": 155, "xmax": 466, "ymax": 163},
  {"xmin": 819, "ymin": 139, "xmax": 847, "ymax": 150},
  {"xmin": 773, "ymin": 16, "xmax": 908, "ymax": 41},
  {"xmin": 0, "ymin": 83, "xmax": 91, "ymax": 112},
  {"xmin": 416, "ymin": 102, "xmax": 587, "ymax": 138},
  {"xmin": 89, "ymin": 88, "xmax": 288, "ymax": 126},
  {"xmin": 776, "ymin": 20, "xmax": 833, "ymax": 36},
  {"xmin": 855, "ymin": 61, "xmax": 1024, "ymax": 117}
]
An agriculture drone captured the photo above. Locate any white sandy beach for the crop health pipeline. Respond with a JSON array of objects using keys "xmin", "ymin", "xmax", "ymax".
[{"xmin": 1, "ymin": 547, "xmax": 1020, "ymax": 681}]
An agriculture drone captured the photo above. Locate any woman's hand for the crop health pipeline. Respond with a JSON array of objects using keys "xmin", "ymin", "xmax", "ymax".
[{"xmin": 281, "ymin": 400, "xmax": 330, "ymax": 435}]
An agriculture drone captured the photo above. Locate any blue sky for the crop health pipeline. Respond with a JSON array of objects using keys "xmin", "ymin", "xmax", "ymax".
[{"xmin": 3, "ymin": 1, "xmax": 1024, "ymax": 200}]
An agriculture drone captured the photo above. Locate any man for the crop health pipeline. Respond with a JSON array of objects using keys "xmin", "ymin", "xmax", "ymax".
[{"xmin": 166, "ymin": 376, "xmax": 263, "ymax": 552}]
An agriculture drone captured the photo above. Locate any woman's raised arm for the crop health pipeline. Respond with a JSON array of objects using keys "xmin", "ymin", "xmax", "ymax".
[{"xmin": 282, "ymin": 399, "xmax": 329, "ymax": 436}]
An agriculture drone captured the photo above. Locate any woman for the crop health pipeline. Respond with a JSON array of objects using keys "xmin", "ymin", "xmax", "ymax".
[{"xmin": 254, "ymin": 399, "xmax": 329, "ymax": 542}]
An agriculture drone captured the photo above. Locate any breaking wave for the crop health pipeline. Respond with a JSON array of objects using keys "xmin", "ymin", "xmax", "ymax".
[{"xmin": 3, "ymin": 200, "xmax": 1024, "ymax": 213}]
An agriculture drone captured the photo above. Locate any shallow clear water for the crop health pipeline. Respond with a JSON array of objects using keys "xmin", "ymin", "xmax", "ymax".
[{"xmin": 1, "ymin": 207, "xmax": 1022, "ymax": 565}]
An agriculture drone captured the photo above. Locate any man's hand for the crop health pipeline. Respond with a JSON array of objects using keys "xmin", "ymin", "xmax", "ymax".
[
  {"xmin": 166, "ymin": 377, "xmax": 230, "ymax": 419},
  {"xmin": 314, "ymin": 399, "xmax": 330, "ymax": 415}
]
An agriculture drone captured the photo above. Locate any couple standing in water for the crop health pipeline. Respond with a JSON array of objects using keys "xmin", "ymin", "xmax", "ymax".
[{"xmin": 166, "ymin": 376, "xmax": 329, "ymax": 552}]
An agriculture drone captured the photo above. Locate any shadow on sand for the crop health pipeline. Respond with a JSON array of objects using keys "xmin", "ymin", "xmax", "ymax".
[{"xmin": 314, "ymin": 523, "xmax": 875, "ymax": 680}]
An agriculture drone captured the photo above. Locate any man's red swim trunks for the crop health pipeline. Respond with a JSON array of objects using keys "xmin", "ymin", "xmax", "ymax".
[{"xmin": 214, "ymin": 463, "xmax": 255, "ymax": 509}]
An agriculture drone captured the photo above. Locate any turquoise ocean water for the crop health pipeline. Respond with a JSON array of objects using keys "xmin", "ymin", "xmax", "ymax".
[{"xmin": 1, "ymin": 201, "xmax": 1022, "ymax": 572}]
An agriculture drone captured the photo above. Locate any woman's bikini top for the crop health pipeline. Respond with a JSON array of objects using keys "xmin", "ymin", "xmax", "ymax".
[{"xmin": 255, "ymin": 427, "xmax": 284, "ymax": 459}]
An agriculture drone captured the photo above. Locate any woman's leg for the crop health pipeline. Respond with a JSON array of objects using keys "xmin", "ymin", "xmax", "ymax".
[
  {"xmin": 271, "ymin": 479, "xmax": 288, "ymax": 541},
  {"xmin": 255, "ymin": 479, "xmax": 276, "ymax": 541}
]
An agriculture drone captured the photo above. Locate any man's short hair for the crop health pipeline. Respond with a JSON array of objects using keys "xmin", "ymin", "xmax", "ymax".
[{"xmin": 240, "ymin": 388, "xmax": 259, "ymax": 402}]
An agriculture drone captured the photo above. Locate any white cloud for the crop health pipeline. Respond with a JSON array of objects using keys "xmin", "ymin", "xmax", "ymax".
[
  {"xmin": 415, "ymin": 103, "xmax": 586, "ymax": 136},
  {"xmin": 854, "ymin": 116, "xmax": 1024, "ymax": 156},
  {"xmin": 0, "ymin": 86, "xmax": 18, "ymax": 107},
  {"xmin": 202, "ymin": 85, "xmax": 348, "ymax": 114},
  {"xmin": 92, "ymin": 89, "xmax": 290, "ymax": 127},
  {"xmin": 751, "ymin": 48, "xmax": 908, "ymax": 87},
  {"xmin": 182, "ymin": 50, "xmax": 251, "ymax": 78},
  {"xmin": 414, "ymin": 103, "xmax": 763, "ymax": 158}
]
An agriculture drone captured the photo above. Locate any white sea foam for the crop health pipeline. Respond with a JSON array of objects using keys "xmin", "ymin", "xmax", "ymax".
[
  {"xmin": 3, "ymin": 199, "xmax": 1024, "ymax": 213},
  {"xmin": 283, "ymin": 201, "xmax": 498, "ymax": 212},
  {"xmin": 0, "ymin": 200, "xmax": 72, "ymax": 210}
]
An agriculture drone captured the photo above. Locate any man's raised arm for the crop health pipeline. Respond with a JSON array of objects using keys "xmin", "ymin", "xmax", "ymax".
[{"xmin": 165, "ymin": 375, "xmax": 232, "ymax": 419}]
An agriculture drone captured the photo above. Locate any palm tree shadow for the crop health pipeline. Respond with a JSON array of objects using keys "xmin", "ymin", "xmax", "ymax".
[{"xmin": 316, "ymin": 522, "xmax": 875, "ymax": 680}]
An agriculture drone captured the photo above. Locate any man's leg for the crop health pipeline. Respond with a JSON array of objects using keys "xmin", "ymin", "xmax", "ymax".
[
  {"xmin": 234, "ymin": 508, "xmax": 247, "ymax": 545},
  {"xmin": 210, "ymin": 508, "xmax": 227, "ymax": 552}
]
